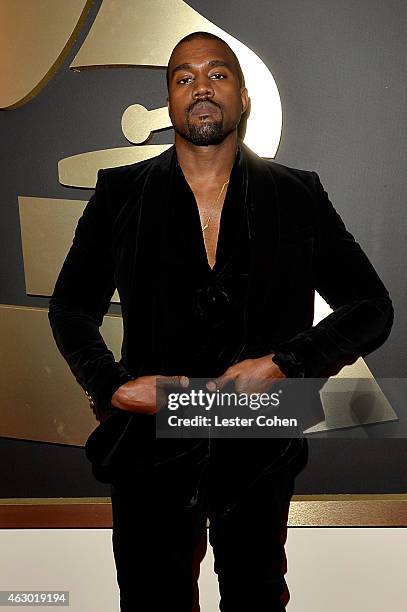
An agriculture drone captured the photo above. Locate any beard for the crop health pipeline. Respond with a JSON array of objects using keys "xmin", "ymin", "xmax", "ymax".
[
  {"xmin": 174, "ymin": 100, "xmax": 228, "ymax": 146},
  {"xmin": 182, "ymin": 117, "xmax": 225, "ymax": 146}
]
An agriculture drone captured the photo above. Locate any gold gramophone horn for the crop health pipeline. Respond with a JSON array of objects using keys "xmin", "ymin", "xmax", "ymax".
[{"xmin": 0, "ymin": 0, "xmax": 91, "ymax": 109}]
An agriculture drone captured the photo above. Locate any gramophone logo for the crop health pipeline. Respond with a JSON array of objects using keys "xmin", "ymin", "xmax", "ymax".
[{"xmin": 0, "ymin": 0, "xmax": 396, "ymax": 445}]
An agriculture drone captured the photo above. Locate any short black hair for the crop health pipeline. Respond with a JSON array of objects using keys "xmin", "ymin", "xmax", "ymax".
[{"xmin": 166, "ymin": 31, "xmax": 245, "ymax": 89}]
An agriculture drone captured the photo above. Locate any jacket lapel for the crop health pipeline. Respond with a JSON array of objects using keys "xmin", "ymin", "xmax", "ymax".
[
  {"xmin": 236, "ymin": 143, "xmax": 281, "ymax": 358},
  {"xmin": 119, "ymin": 146, "xmax": 176, "ymax": 375}
]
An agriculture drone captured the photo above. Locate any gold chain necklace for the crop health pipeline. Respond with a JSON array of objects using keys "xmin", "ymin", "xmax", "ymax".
[{"xmin": 201, "ymin": 179, "xmax": 230, "ymax": 232}]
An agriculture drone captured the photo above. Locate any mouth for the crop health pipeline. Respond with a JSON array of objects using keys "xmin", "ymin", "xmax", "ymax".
[{"xmin": 189, "ymin": 101, "xmax": 221, "ymax": 118}]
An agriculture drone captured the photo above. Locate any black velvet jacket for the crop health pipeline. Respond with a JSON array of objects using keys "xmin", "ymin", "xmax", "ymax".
[{"xmin": 48, "ymin": 142, "xmax": 394, "ymax": 426}]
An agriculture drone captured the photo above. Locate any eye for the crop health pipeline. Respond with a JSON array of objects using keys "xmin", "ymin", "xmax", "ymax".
[
  {"xmin": 210, "ymin": 73, "xmax": 226, "ymax": 80},
  {"xmin": 177, "ymin": 76, "xmax": 193, "ymax": 84}
]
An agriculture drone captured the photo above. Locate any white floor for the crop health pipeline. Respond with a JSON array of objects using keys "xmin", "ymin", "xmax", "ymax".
[{"xmin": 1, "ymin": 528, "xmax": 407, "ymax": 610}]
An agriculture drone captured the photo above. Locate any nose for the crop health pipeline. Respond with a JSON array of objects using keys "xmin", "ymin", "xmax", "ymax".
[{"xmin": 192, "ymin": 74, "xmax": 214, "ymax": 99}]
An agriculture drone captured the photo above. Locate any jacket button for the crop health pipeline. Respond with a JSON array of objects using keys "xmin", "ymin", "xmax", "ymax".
[{"xmin": 84, "ymin": 390, "xmax": 95, "ymax": 405}]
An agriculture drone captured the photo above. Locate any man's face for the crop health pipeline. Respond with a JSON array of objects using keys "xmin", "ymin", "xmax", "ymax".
[{"xmin": 167, "ymin": 39, "xmax": 248, "ymax": 146}]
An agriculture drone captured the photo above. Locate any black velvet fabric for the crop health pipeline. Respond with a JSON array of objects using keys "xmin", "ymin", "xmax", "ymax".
[{"xmin": 48, "ymin": 141, "xmax": 394, "ymax": 476}]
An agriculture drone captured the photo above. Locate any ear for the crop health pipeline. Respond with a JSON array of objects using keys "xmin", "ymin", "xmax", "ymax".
[{"xmin": 241, "ymin": 87, "xmax": 249, "ymax": 114}]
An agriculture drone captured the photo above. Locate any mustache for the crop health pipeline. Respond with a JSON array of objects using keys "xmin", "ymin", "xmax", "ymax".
[{"xmin": 187, "ymin": 99, "xmax": 222, "ymax": 114}]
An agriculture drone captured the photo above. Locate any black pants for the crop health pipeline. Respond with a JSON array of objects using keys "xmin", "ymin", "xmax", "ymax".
[{"xmin": 110, "ymin": 438, "xmax": 301, "ymax": 612}]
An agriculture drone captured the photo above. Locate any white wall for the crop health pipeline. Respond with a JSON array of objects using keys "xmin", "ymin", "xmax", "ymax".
[{"xmin": 1, "ymin": 528, "xmax": 407, "ymax": 611}]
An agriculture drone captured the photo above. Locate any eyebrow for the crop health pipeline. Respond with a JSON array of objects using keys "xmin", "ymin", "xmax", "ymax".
[{"xmin": 171, "ymin": 59, "xmax": 233, "ymax": 79}]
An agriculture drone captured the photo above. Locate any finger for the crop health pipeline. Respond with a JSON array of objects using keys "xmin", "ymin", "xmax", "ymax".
[
  {"xmin": 157, "ymin": 375, "xmax": 189, "ymax": 389},
  {"xmin": 206, "ymin": 370, "xmax": 236, "ymax": 392},
  {"xmin": 179, "ymin": 375, "xmax": 190, "ymax": 388},
  {"xmin": 235, "ymin": 376, "xmax": 280, "ymax": 394}
]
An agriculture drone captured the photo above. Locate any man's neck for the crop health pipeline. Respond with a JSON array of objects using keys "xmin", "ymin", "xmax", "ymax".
[{"xmin": 175, "ymin": 132, "xmax": 239, "ymax": 185}]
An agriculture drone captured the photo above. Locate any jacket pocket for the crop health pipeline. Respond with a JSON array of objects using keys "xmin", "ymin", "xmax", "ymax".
[{"xmin": 85, "ymin": 410, "xmax": 134, "ymax": 467}]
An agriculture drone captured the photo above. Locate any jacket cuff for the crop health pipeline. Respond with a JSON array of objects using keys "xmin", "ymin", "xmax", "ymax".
[
  {"xmin": 272, "ymin": 326, "xmax": 361, "ymax": 379},
  {"xmin": 85, "ymin": 364, "xmax": 135, "ymax": 421},
  {"xmin": 271, "ymin": 350, "xmax": 306, "ymax": 378}
]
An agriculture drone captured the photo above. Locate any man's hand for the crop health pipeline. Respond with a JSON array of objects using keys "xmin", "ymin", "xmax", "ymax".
[
  {"xmin": 206, "ymin": 356, "xmax": 326, "ymax": 431},
  {"xmin": 111, "ymin": 375, "xmax": 189, "ymax": 414},
  {"xmin": 206, "ymin": 354, "xmax": 286, "ymax": 394}
]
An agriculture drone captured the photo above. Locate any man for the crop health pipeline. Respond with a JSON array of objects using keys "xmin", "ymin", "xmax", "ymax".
[{"xmin": 48, "ymin": 31, "xmax": 393, "ymax": 611}]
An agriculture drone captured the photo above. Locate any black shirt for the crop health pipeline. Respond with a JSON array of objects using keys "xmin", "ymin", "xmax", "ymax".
[{"xmin": 162, "ymin": 145, "xmax": 253, "ymax": 378}]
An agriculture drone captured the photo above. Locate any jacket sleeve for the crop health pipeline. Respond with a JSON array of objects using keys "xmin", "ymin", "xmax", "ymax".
[
  {"xmin": 272, "ymin": 172, "xmax": 394, "ymax": 378},
  {"xmin": 48, "ymin": 169, "xmax": 134, "ymax": 419}
]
